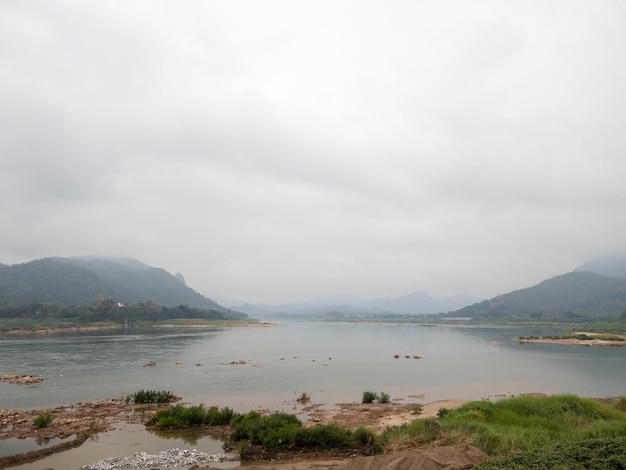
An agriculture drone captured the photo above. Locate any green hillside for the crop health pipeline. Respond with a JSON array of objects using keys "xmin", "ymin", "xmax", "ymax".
[
  {"xmin": 450, "ymin": 271, "xmax": 626, "ymax": 320},
  {"xmin": 0, "ymin": 257, "xmax": 228, "ymax": 312}
]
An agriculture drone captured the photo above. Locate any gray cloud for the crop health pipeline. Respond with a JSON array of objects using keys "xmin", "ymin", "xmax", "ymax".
[{"xmin": 1, "ymin": 1, "xmax": 625, "ymax": 303}]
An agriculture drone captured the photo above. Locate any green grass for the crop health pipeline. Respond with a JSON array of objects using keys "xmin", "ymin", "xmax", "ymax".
[
  {"xmin": 478, "ymin": 437, "xmax": 626, "ymax": 469},
  {"xmin": 143, "ymin": 394, "xmax": 626, "ymax": 464},
  {"xmin": 380, "ymin": 418, "xmax": 447, "ymax": 452},
  {"xmin": 437, "ymin": 395, "xmax": 626, "ymax": 456}
]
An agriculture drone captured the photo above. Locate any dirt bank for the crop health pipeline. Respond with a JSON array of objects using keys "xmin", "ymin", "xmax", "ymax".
[{"xmin": 237, "ymin": 445, "xmax": 490, "ymax": 470}]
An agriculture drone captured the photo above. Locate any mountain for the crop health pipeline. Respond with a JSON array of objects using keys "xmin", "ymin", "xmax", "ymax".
[
  {"xmin": 449, "ymin": 271, "xmax": 626, "ymax": 319},
  {"xmin": 0, "ymin": 256, "xmax": 230, "ymax": 312},
  {"xmin": 235, "ymin": 290, "xmax": 477, "ymax": 317},
  {"xmin": 575, "ymin": 254, "xmax": 626, "ymax": 279}
]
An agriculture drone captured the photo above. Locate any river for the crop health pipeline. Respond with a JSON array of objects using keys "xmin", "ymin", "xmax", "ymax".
[{"xmin": 2, "ymin": 321, "xmax": 625, "ymax": 468}]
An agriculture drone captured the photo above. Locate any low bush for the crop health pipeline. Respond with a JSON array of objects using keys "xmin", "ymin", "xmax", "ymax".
[
  {"xmin": 231, "ymin": 410, "xmax": 379, "ymax": 452},
  {"xmin": 378, "ymin": 392, "xmax": 391, "ymax": 403},
  {"xmin": 147, "ymin": 404, "xmax": 238, "ymax": 429},
  {"xmin": 206, "ymin": 406, "xmax": 235, "ymax": 425},
  {"xmin": 362, "ymin": 391, "xmax": 378, "ymax": 403},
  {"xmin": 127, "ymin": 389, "xmax": 175, "ymax": 404},
  {"xmin": 353, "ymin": 425, "xmax": 378, "ymax": 447},
  {"xmin": 296, "ymin": 392, "xmax": 311, "ymax": 404},
  {"xmin": 232, "ymin": 412, "xmax": 302, "ymax": 446},
  {"xmin": 33, "ymin": 413, "xmax": 53, "ymax": 428},
  {"xmin": 295, "ymin": 424, "xmax": 353, "ymax": 449}
]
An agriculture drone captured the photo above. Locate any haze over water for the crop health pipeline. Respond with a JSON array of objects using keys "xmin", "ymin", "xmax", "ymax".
[{"xmin": 2, "ymin": 322, "xmax": 625, "ymax": 412}]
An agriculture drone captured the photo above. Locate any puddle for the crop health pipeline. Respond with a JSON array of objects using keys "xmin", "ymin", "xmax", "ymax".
[
  {"xmin": 7, "ymin": 422, "xmax": 239, "ymax": 469},
  {"xmin": 0, "ymin": 434, "xmax": 75, "ymax": 457}
]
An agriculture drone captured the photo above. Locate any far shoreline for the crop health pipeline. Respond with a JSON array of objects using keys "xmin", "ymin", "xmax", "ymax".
[
  {"xmin": 517, "ymin": 332, "xmax": 626, "ymax": 346},
  {"xmin": 1, "ymin": 319, "xmax": 272, "ymax": 336}
]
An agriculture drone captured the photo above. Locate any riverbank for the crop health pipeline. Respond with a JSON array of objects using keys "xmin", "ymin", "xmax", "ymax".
[
  {"xmin": 0, "ymin": 396, "xmax": 465, "ymax": 442},
  {"xmin": 0, "ymin": 396, "xmax": 467, "ymax": 468},
  {"xmin": 4, "ymin": 395, "xmax": 625, "ymax": 469},
  {"xmin": 1, "ymin": 319, "xmax": 272, "ymax": 335}
]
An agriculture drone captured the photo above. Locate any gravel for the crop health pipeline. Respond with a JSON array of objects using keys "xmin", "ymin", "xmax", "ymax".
[{"xmin": 77, "ymin": 448, "xmax": 237, "ymax": 469}]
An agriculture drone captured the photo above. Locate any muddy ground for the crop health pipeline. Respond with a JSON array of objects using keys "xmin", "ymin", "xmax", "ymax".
[{"xmin": 0, "ymin": 397, "xmax": 484, "ymax": 469}]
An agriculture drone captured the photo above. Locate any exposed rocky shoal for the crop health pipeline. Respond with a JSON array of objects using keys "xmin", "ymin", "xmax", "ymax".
[
  {"xmin": 0, "ymin": 374, "xmax": 44, "ymax": 384},
  {"xmin": 78, "ymin": 448, "xmax": 236, "ymax": 470}
]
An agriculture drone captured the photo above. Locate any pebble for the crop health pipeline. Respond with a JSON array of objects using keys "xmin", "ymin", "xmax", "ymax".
[{"xmin": 77, "ymin": 448, "xmax": 236, "ymax": 469}]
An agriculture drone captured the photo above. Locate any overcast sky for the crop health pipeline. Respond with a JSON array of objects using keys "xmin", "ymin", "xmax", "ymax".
[{"xmin": 1, "ymin": 1, "xmax": 625, "ymax": 305}]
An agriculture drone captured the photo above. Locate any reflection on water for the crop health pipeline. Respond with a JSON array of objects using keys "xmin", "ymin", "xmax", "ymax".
[
  {"xmin": 2, "ymin": 322, "xmax": 626, "ymax": 468},
  {"xmin": 1, "ymin": 323, "xmax": 626, "ymax": 412},
  {"xmin": 152, "ymin": 427, "xmax": 212, "ymax": 445},
  {"xmin": 8, "ymin": 423, "xmax": 238, "ymax": 470},
  {"xmin": 0, "ymin": 435, "xmax": 74, "ymax": 458}
]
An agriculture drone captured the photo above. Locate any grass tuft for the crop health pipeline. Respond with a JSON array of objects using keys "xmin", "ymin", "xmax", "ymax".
[{"xmin": 33, "ymin": 413, "xmax": 53, "ymax": 428}]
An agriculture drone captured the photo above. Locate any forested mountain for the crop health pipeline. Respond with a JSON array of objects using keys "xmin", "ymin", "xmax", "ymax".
[
  {"xmin": 0, "ymin": 257, "xmax": 229, "ymax": 312},
  {"xmin": 449, "ymin": 271, "xmax": 626, "ymax": 319}
]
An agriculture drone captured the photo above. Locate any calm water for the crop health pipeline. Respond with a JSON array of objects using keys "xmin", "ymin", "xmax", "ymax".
[
  {"xmin": 2, "ymin": 322, "xmax": 626, "ymax": 468},
  {"xmin": 2, "ymin": 322, "xmax": 626, "ymax": 410}
]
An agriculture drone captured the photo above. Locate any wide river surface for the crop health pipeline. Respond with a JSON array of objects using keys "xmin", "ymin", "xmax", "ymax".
[{"xmin": 2, "ymin": 321, "xmax": 626, "ymax": 468}]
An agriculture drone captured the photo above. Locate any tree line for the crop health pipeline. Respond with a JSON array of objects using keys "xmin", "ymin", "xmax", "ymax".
[{"xmin": 0, "ymin": 296, "xmax": 247, "ymax": 326}]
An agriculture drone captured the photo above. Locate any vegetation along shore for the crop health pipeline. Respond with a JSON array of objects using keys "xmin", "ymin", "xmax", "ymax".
[{"xmin": 2, "ymin": 391, "xmax": 626, "ymax": 469}]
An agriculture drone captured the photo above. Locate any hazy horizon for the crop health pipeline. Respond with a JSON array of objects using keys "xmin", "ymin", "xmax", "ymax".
[{"xmin": 2, "ymin": 2, "xmax": 625, "ymax": 304}]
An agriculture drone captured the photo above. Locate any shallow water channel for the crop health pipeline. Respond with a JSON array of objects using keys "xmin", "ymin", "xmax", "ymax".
[{"xmin": 8, "ymin": 422, "xmax": 238, "ymax": 470}]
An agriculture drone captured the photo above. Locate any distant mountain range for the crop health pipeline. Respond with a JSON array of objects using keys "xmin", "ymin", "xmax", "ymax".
[
  {"xmin": 235, "ymin": 255, "xmax": 626, "ymax": 318},
  {"xmin": 0, "ymin": 256, "xmax": 231, "ymax": 312},
  {"xmin": 233, "ymin": 290, "xmax": 478, "ymax": 317},
  {"xmin": 2, "ymin": 254, "xmax": 626, "ymax": 319}
]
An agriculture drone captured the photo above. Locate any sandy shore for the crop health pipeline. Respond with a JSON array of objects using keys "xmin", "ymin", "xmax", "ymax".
[{"xmin": 517, "ymin": 332, "xmax": 626, "ymax": 346}]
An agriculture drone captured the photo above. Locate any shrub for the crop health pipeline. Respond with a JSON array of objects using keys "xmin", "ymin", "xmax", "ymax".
[
  {"xmin": 231, "ymin": 411, "xmax": 377, "ymax": 452},
  {"xmin": 296, "ymin": 392, "xmax": 311, "ymax": 404},
  {"xmin": 232, "ymin": 412, "xmax": 302, "ymax": 445},
  {"xmin": 206, "ymin": 406, "xmax": 235, "ymax": 425},
  {"xmin": 147, "ymin": 404, "xmax": 240, "ymax": 429},
  {"xmin": 378, "ymin": 392, "xmax": 391, "ymax": 403},
  {"xmin": 128, "ymin": 389, "xmax": 175, "ymax": 404},
  {"xmin": 295, "ymin": 424, "xmax": 352, "ymax": 449},
  {"xmin": 33, "ymin": 413, "xmax": 53, "ymax": 428},
  {"xmin": 353, "ymin": 425, "xmax": 379, "ymax": 448},
  {"xmin": 362, "ymin": 391, "xmax": 378, "ymax": 404}
]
